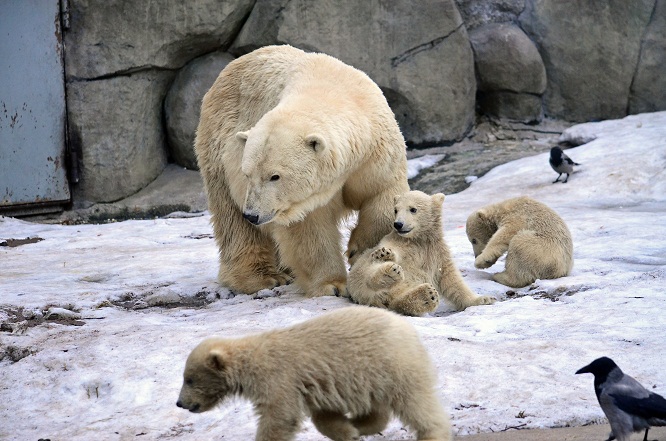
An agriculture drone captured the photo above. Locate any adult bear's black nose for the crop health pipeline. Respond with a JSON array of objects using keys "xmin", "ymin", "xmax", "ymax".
[
  {"xmin": 243, "ymin": 212, "xmax": 260, "ymax": 225},
  {"xmin": 176, "ymin": 400, "xmax": 184, "ymax": 408},
  {"xmin": 394, "ymin": 221, "xmax": 403, "ymax": 231}
]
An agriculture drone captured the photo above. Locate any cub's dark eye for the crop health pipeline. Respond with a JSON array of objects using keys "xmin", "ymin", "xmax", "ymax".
[
  {"xmin": 471, "ymin": 239, "xmax": 477, "ymax": 245},
  {"xmin": 394, "ymin": 209, "xmax": 397, "ymax": 214},
  {"xmin": 270, "ymin": 175, "xmax": 280, "ymax": 181},
  {"xmin": 409, "ymin": 207, "xmax": 417, "ymax": 214},
  {"xmin": 185, "ymin": 378, "xmax": 194, "ymax": 386}
]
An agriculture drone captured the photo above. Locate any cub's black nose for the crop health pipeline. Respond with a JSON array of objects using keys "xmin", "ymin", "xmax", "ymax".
[
  {"xmin": 394, "ymin": 221, "xmax": 403, "ymax": 230},
  {"xmin": 243, "ymin": 212, "xmax": 259, "ymax": 225}
]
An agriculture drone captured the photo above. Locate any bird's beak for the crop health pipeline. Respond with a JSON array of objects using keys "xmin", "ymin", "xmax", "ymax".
[{"xmin": 575, "ymin": 365, "xmax": 591, "ymax": 375}]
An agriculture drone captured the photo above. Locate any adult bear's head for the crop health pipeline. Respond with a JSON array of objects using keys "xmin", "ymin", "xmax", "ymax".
[{"xmin": 237, "ymin": 108, "xmax": 347, "ymax": 226}]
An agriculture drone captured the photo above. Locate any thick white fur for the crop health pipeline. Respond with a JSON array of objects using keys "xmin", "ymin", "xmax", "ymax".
[
  {"xmin": 348, "ymin": 191, "xmax": 495, "ymax": 315},
  {"xmin": 195, "ymin": 45, "xmax": 409, "ymax": 297},
  {"xmin": 177, "ymin": 306, "xmax": 451, "ymax": 441},
  {"xmin": 466, "ymin": 196, "xmax": 574, "ymax": 288}
]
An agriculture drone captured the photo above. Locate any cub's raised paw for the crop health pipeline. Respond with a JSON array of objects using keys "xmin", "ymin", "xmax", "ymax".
[
  {"xmin": 392, "ymin": 284, "xmax": 440, "ymax": 316},
  {"xmin": 381, "ymin": 263, "xmax": 404, "ymax": 283},
  {"xmin": 371, "ymin": 247, "xmax": 395, "ymax": 262},
  {"xmin": 416, "ymin": 284, "xmax": 440, "ymax": 309}
]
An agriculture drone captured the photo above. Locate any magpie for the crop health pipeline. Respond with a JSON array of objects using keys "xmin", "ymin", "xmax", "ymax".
[
  {"xmin": 549, "ymin": 146, "xmax": 580, "ymax": 183},
  {"xmin": 576, "ymin": 356, "xmax": 666, "ymax": 441}
]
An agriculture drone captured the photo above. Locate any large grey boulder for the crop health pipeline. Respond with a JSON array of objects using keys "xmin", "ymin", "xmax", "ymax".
[
  {"xmin": 64, "ymin": 0, "xmax": 255, "ymax": 79},
  {"xmin": 470, "ymin": 23, "xmax": 546, "ymax": 122},
  {"xmin": 520, "ymin": 0, "xmax": 654, "ymax": 121},
  {"xmin": 232, "ymin": 0, "xmax": 476, "ymax": 145},
  {"xmin": 629, "ymin": 0, "xmax": 666, "ymax": 114},
  {"xmin": 164, "ymin": 51, "xmax": 236, "ymax": 170},
  {"xmin": 67, "ymin": 71, "xmax": 174, "ymax": 205}
]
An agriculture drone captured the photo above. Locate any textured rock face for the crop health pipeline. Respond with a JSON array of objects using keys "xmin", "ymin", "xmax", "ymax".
[
  {"xmin": 232, "ymin": 0, "xmax": 476, "ymax": 145},
  {"xmin": 470, "ymin": 23, "xmax": 545, "ymax": 94},
  {"xmin": 67, "ymin": 72, "xmax": 173, "ymax": 205},
  {"xmin": 64, "ymin": 0, "xmax": 254, "ymax": 205},
  {"xmin": 455, "ymin": 0, "xmax": 525, "ymax": 30},
  {"xmin": 164, "ymin": 51, "xmax": 236, "ymax": 170},
  {"xmin": 59, "ymin": 0, "xmax": 665, "ymax": 207},
  {"xmin": 629, "ymin": 0, "xmax": 666, "ymax": 114},
  {"xmin": 64, "ymin": 0, "xmax": 255, "ymax": 79},
  {"xmin": 520, "ymin": 0, "xmax": 655, "ymax": 121},
  {"xmin": 470, "ymin": 23, "xmax": 546, "ymax": 122}
]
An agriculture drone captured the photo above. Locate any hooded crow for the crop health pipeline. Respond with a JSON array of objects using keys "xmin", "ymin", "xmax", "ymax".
[
  {"xmin": 550, "ymin": 146, "xmax": 580, "ymax": 183},
  {"xmin": 576, "ymin": 356, "xmax": 666, "ymax": 441}
]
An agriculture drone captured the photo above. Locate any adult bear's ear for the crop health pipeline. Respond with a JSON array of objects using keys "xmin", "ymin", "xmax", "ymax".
[
  {"xmin": 206, "ymin": 349, "xmax": 227, "ymax": 372},
  {"xmin": 432, "ymin": 193, "xmax": 445, "ymax": 206},
  {"xmin": 236, "ymin": 131, "xmax": 250, "ymax": 143},
  {"xmin": 305, "ymin": 134, "xmax": 326, "ymax": 153}
]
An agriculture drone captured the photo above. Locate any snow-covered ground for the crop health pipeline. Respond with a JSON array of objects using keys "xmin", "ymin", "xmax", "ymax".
[{"xmin": 1, "ymin": 112, "xmax": 665, "ymax": 440}]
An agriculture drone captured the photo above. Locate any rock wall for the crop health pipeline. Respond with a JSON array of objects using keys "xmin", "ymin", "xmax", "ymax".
[{"xmin": 63, "ymin": 0, "xmax": 665, "ymax": 206}]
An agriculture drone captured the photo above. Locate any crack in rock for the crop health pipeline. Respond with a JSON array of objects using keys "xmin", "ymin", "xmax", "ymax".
[{"xmin": 391, "ymin": 23, "xmax": 464, "ymax": 68}]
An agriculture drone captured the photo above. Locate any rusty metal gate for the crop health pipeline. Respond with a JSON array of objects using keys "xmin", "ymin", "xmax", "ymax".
[{"xmin": 0, "ymin": 0, "xmax": 70, "ymax": 216}]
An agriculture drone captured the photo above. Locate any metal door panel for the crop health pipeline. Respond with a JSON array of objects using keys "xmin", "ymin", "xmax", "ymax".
[{"xmin": 0, "ymin": 0, "xmax": 70, "ymax": 211}]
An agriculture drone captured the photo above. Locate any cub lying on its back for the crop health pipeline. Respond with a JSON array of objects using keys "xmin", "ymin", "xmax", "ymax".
[
  {"xmin": 466, "ymin": 196, "xmax": 574, "ymax": 288},
  {"xmin": 176, "ymin": 306, "xmax": 452, "ymax": 441},
  {"xmin": 347, "ymin": 190, "xmax": 495, "ymax": 316}
]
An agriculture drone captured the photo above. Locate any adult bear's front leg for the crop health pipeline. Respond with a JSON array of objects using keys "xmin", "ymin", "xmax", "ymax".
[
  {"xmin": 273, "ymin": 203, "xmax": 348, "ymax": 297},
  {"xmin": 347, "ymin": 192, "xmax": 398, "ymax": 266},
  {"xmin": 207, "ymin": 174, "xmax": 292, "ymax": 293}
]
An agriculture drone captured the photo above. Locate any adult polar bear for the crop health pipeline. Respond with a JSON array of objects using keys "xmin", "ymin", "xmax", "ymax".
[{"xmin": 195, "ymin": 45, "xmax": 410, "ymax": 297}]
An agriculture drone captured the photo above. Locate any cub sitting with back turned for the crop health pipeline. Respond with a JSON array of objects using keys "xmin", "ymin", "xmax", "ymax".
[
  {"xmin": 466, "ymin": 196, "xmax": 574, "ymax": 288},
  {"xmin": 347, "ymin": 190, "xmax": 495, "ymax": 316}
]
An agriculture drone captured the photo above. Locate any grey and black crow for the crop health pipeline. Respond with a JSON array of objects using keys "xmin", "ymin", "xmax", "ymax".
[
  {"xmin": 549, "ymin": 146, "xmax": 580, "ymax": 183},
  {"xmin": 576, "ymin": 356, "xmax": 666, "ymax": 441}
]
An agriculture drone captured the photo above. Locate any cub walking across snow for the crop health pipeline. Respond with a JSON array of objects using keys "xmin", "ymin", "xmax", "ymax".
[
  {"xmin": 347, "ymin": 190, "xmax": 495, "ymax": 316},
  {"xmin": 176, "ymin": 306, "xmax": 452, "ymax": 441},
  {"xmin": 465, "ymin": 196, "xmax": 574, "ymax": 288}
]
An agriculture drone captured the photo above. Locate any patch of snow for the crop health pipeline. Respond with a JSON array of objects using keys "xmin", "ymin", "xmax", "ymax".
[
  {"xmin": 407, "ymin": 154, "xmax": 445, "ymax": 179},
  {"xmin": 0, "ymin": 112, "xmax": 665, "ymax": 440}
]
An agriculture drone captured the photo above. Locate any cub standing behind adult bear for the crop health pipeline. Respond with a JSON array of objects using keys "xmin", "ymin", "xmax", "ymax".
[
  {"xmin": 466, "ymin": 196, "xmax": 574, "ymax": 288},
  {"xmin": 347, "ymin": 190, "xmax": 495, "ymax": 316},
  {"xmin": 177, "ymin": 307, "xmax": 452, "ymax": 441},
  {"xmin": 195, "ymin": 45, "xmax": 410, "ymax": 297}
]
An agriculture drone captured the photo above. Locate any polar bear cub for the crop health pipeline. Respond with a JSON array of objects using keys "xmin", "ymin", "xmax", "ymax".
[
  {"xmin": 466, "ymin": 196, "xmax": 574, "ymax": 288},
  {"xmin": 177, "ymin": 306, "xmax": 452, "ymax": 441},
  {"xmin": 347, "ymin": 190, "xmax": 495, "ymax": 316}
]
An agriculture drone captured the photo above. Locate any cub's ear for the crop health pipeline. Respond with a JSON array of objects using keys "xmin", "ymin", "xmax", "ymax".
[
  {"xmin": 474, "ymin": 209, "xmax": 488, "ymax": 223},
  {"xmin": 432, "ymin": 193, "xmax": 445, "ymax": 206},
  {"xmin": 236, "ymin": 131, "xmax": 250, "ymax": 142},
  {"xmin": 305, "ymin": 134, "xmax": 326, "ymax": 153},
  {"xmin": 206, "ymin": 349, "xmax": 227, "ymax": 372}
]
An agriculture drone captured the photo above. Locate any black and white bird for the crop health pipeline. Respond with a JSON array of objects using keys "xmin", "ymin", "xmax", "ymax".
[
  {"xmin": 549, "ymin": 146, "xmax": 580, "ymax": 183},
  {"xmin": 576, "ymin": 357, "xmax": 666, "ymax": 441}
]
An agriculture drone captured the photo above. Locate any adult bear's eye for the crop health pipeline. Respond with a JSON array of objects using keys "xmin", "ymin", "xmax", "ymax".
[
  {"xmin": 185, "ymin": 378, "xmax": 194, "ymax": 386},
  {"xmin": 394, "ymin": 209, "xmax": 397, "ymax": 214},
  {"xmin": 270, "ymin": 175, "xmax": 280, "ymax": 181},
  {"xmin": 409, "ymin": 207, "xmax": 417, "ymax": 213},
  {"xmin": 471, "ymin": 239, "xmax": 477, "ymax": 245}
]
